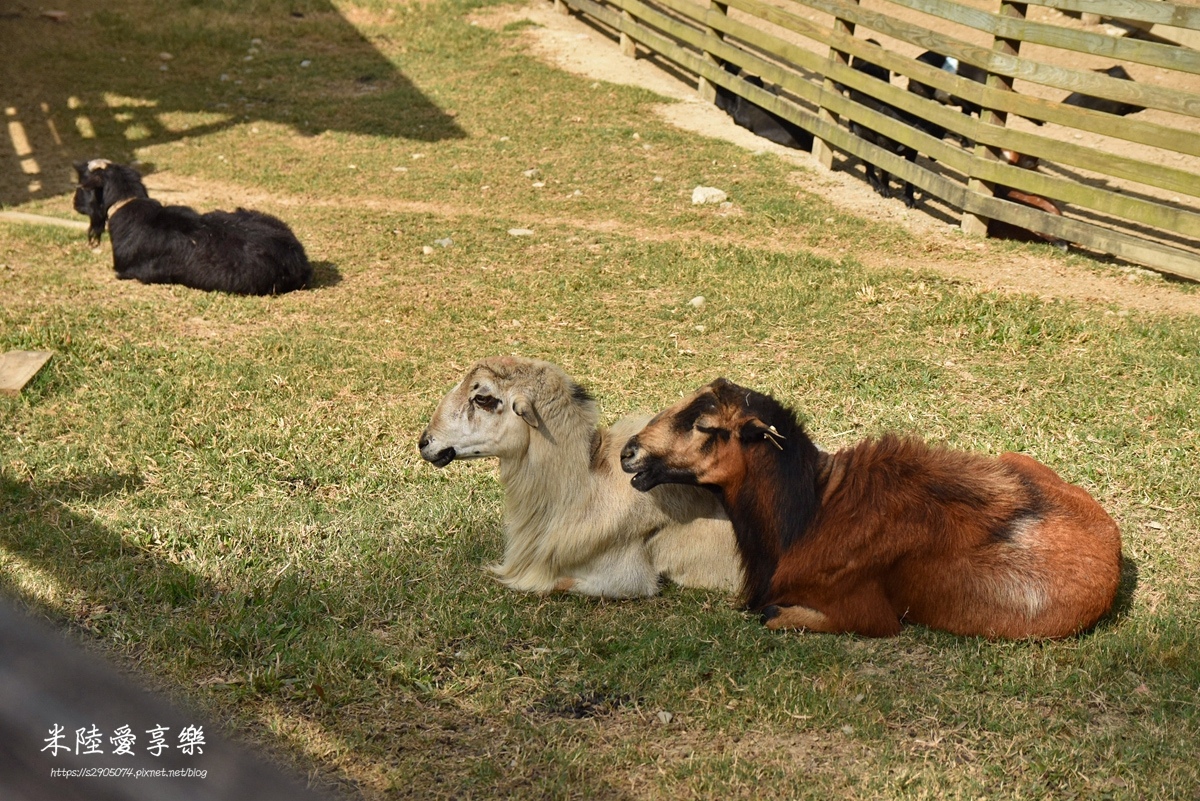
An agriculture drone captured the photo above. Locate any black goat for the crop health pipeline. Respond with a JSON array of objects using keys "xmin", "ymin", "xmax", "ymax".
[
  {"xmin": 845, "ymin": 43, "xmax": 945, "ymax": 208},
  {"xmin": 713, "ymin": 64, "xmax": 814, "ymax": 151},
  {"xmin": 1064, "ymin": 65, "xmax": 1144, "ymax": 117},
  {"xmin": 73, "ymin": 160, "xmax": 312, "ymax": 295},
  {"xmin": 909, "ymin": 51, "xmax": 987, "ymax": 119}
]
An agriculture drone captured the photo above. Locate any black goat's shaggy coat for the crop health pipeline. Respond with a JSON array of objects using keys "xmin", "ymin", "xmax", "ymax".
[
  {"xmin": 713, "ymin": 64, "xmax": 814, "ymax": 151},
  {"xmin": 843, "ymin": 44, "xmax": 946, "ymax": 208},
  {"xmin": 73, "ymin": 160, "xmax": 311, "ymax": 295},
  {"xmin": 1064, "ymin": 65, "xmax": 1144, "ymax": 117}
]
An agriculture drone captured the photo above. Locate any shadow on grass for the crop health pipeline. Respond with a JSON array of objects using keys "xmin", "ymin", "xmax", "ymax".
[
  {"xmin": 0, "ymin": 0, "xmax": 465, "ymax": 207},
  {"xmin": 308, "ymin": 261, "xmax": 342, "ymax": 289},
  {"xmin": 1106, "ymin": 553, "xmax": 1139, "ymax": 626},
  {"xmin": 0, "ymin": 472, "xmax": 210, "ymax": 613},
  {"xmin": 0, "ymin": 472, "xmax": 641, "ymax": 798},
  {"xmin": 0, "ymin": 598, "xmax": 332, "ymax": 800}
]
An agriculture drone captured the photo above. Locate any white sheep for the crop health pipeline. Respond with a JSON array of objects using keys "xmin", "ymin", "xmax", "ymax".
[{"xmin": 418, "ymin": 356, "xmax": 741, "ymax": 598}]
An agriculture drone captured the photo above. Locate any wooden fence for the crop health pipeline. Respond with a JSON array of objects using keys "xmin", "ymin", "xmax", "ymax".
[{"xmin": 552, "ymin": 0, "xmax": 1200, "ymax": 281}]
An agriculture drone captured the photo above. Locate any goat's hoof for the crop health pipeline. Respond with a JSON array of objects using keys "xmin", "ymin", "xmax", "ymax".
[{"xmin": 760, "ymin": 605, "xmax": 782, "ymax": 624}]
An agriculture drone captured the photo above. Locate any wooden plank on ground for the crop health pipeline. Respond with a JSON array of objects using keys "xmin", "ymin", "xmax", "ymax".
[
  {"xmin": 0, "ymin": 211, "xmax": 90, "ymax": 231},
  {"xmin": 0, "ymin": 351, "xmax": 54, "ymax": 396}
]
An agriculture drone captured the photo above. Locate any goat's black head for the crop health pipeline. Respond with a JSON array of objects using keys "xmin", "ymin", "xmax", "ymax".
[{"xmin": 72, "ymin": 159, "xmax": 149, "ymax": 246}]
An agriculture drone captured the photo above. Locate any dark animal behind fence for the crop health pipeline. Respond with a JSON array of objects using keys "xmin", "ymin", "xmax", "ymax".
[
  {"xmin": 620, "ymin": 378, "xmax": 1123, "ymax": 639},
  {"xmin": 713, "ymin": 64, "xmax": 814, "ymax": 151},
  {"xmin": 909, "ymin": 51, "xmax": 987, "ymax": 120},
  {"xmin": 844, "ymin": 42, "xmax": 945, "ymax": 208},
  {"xmin": 73, "ymin": 160, "xmax": 312, "ymax": 295},
  {"xmin": 1064, "ymin": 65, "xmax": 1144, "ymax": 117}
]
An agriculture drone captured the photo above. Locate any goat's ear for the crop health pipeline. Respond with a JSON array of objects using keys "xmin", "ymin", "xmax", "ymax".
[
  {"xmin": 73, "ymin": 161, "xmax": 89, "ymax": 181},
  {"xmin": 87, "ymin": 214, "xmax": 106, "ymax": 247},
  {"xmin": 740, "ymin": 417, "xmax": 786, "ymax": 450},
  {"xmin": 512, "ymin": 394, "xmax": 539, "ymax": 429}
]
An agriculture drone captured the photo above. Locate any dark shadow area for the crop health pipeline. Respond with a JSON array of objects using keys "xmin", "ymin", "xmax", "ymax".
[
  {"xmin": 0, "ymin": 0, "xmax": 465, "ymax": 207},
  {"xmin": 0, "ymin": 471, "xmax": 209, "ymax": 626},
  {"xmin": 0, "ymin": 598, "xmax": 332, "ymax": 801},
  {"xmin": 0, "ymin": 472, "xmax": 335, "ymax": 799},
  {"xmin": 1103, "ymin": 553, "xmax": 1139, "ymax": 627},
  {"xmin": 0, "ymin": 471, "xmax": 636, "ymax": 799},
  {"xmin": 307, "ymin": 261, "xmax": 342, "ymax": 289}
]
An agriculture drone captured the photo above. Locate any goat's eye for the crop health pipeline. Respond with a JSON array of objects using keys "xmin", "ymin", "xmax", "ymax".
[
  {"xmin": 696, "ymin": 424, "xmax": 723, "ymax": 437},
  {"xmin": 472, "ymin": 394, "xmax": 501, "ymax": 412}
]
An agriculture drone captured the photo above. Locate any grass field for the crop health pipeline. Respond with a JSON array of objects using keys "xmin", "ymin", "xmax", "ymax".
[{"xmin": 2, "ymin": 0, "xmax": 1199, "ymax": 798}]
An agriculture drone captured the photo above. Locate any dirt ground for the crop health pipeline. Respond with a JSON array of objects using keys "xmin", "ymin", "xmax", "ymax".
[{"xmin": 471, "ymin": 2, "xmax": 1200, "ymax": 317}]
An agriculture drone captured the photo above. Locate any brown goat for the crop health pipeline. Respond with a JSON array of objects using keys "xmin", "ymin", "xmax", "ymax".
[{"xmin": 620, "ymin": 378, "xmax": 1122, "ymax": 639}]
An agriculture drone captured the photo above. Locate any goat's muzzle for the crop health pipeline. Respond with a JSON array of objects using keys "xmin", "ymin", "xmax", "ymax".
[{"xmin": 619, "ymin": 436, "xmax": 658, "ymax": 492}]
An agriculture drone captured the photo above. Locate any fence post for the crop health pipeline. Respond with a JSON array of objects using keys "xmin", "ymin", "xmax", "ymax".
[
  {"xmin": 813, "ymin": 2, "xmax": 858, "ymax": 170},
  {"xmin": 697, "ymin": 1, "xmax": 731, "ymax": 103},
  {"xmin": 962, "ymin": 1, "xmax": 1026, "ymax": 237},
  {"xmin": 621, "ymin": 8, "xmax": 638, "ymax": 58},
  {"xmin": 554, "ymin": 0, "xmax": 570, "ymax": 15}
]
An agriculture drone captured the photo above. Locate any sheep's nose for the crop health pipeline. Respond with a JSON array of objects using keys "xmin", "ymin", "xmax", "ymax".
[
  {"xmin": 418, "ymin": 431, "xmax": 430, "ymax": 450},
  {"xmin": 620, "ymin": 440, "xmax": 638, "ymax": 463}
]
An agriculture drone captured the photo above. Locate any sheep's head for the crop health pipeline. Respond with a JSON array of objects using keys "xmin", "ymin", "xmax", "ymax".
[
  {"xmin": 418, "ymin": 357, "xmax": 592, "ymax": 468},
  {"xmin": 621, "ymin": 378, "xmax": 789, "ymax": 494}
]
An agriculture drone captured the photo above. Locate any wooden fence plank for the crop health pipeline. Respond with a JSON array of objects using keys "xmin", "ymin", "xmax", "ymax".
[
  {"xmin": 792, "ymin": 0, "xmax": 1200, "ymax": 116},
  {"xmin": 605, "ymin": 0, "xmax": 1200, "ymax": 233},
  {"xmin": 696, "ymin": 0, "xmax": 730, "ymax": 103},
  {"xmin": 727, "ymin": 0, "xmax": 1200, "ymax": 154},
  {"xmin": 566, "ymin": 0, "xmax": 1200, "ymax": 278},
  {"xmin": 1026, "ymin": 0, "xmax": 1200, "ymax": 31},
  {"xmin": 711, "ymin": 65, "xmax": 1200, "ymax": 278},
  {"xmin": 667, "ymin": 6, "xmax": 1200, "ymax": 203},
  {"xmin": 889, "ymin": 0, "xmax": 1200, "ymax": 73},
  {"xmin": 0, "ymin": 351, "xmax": 53, "ymax": 396},
  {"xmin": 961, "ymin": 0, "xmax": 1025, "ymax": 238},
  {"xmin": 0, "ymin": 211, "xmax": 90, "ymax": 231}
]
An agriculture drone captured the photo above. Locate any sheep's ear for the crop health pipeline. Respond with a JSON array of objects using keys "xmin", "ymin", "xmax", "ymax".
[{"xmin": 512, "ymin": 394, "xmax": 539, "ymax": 428}]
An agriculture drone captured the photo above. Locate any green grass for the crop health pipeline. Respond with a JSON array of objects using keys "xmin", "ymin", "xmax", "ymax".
[{"xmin": 3, "ymin": 0, "xmax": 1199, "ymax": 798}]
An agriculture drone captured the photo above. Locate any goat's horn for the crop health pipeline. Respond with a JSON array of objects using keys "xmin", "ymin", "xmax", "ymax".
[
  {"xmin": 86, "ymin": 158, "xmax": 111, "ymax": 172},
  {"xmin": 764, "ymin": 425, "xmax": 785, "ymax": 450}
]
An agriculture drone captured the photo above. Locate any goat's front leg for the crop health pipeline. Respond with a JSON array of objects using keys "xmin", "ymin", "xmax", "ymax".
[
  {"xmin": 761, "ymin": 604, "xmax": 833, "ymax": 632},
  {"xmin": 762, "ymin": 581, "xmax": 903, "ymax": 636}
]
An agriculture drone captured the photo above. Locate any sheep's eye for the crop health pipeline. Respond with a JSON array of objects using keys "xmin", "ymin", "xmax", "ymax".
[{"xmin": 472, "ymin": 394, "xmax": 501, "ymax": 412}]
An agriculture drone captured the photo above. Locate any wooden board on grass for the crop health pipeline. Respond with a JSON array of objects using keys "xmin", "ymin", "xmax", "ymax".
[
  {"xmin": 0, "ymin": 211, "xmax": 90, "ymax": 231},
  {"xmin": 0, "ymin": 351, "xmax": 53, "ymax": 396}
]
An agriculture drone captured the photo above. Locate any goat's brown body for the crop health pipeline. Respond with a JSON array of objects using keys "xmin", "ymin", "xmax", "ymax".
[
  {"xmin": 766, "ymin": 438, "xmax": 1120, "ymax": 638},
  {"xmin": 621, "ymin": 379, "xmax": 1123, "ymax": 639}
]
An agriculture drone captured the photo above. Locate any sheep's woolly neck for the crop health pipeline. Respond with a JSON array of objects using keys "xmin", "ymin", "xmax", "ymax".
[{"xmin": 496, "ymin": 380, "xmax": 600, "ymax": 581}]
